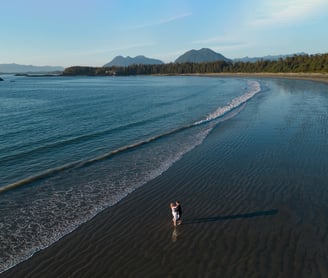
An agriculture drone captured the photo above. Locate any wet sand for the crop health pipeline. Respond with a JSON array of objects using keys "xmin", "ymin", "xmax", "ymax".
[
  {"xmin": 189, "ymin": 72, "xmax": 328, "ymax": 84},
  {"xmin": 2, "ymin": 77, "xmax": 328, "ymax": 278}
]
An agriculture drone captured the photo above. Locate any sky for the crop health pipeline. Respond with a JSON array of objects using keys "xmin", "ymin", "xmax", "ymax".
[{"xmin": 1, "ymin": 0, "xmax": 328, "ymax": 67}]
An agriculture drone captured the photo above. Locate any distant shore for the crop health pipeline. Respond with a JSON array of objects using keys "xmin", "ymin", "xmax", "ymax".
[
  {"xmin": 2, "ymin": 71, "xmax": 328, "ymax": 85},
  {"xmin": 183, "ymin": 72, "xmax": 328, "ymax": 84}
]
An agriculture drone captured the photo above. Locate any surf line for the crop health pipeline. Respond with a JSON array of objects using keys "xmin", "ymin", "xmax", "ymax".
[
  {"xmin": 0, "ymin": 112, "xmax": 175, "ymax": 164},
  {"xmin": 0, "ymin": 81, "xmax": 261, "ymax": 195},
  {"xmin": 195, "ymin": 80, "xmax": 261, "ymax": 125},
  {"xmin": 0, "ymin": 125, "xmax": 197, "ymax": 195}
]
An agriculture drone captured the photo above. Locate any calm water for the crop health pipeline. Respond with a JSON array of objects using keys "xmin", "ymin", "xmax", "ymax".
[{"xmin": 0, "ymin": 75, "xmax": 327, "ymax": 272}]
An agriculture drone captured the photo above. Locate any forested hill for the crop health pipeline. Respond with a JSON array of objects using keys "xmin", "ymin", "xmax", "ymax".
[
  {"xmin": 175, "ymin": 48, "xmax": 231, "ymax": 63},
  {"xmin": 63, "ymin": 53, "xmax": 328, "ymax": 76}
]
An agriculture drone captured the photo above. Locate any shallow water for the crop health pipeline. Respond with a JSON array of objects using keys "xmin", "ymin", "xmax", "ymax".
[{"xmin": 0, "ymin": 75, "xmax": 262, "ymax": 272}]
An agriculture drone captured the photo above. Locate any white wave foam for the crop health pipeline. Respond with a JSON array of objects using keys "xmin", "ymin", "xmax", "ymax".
[
  {"xmin": 195, "ymin": 81, "xmax": 261, "ymax": 125},
  {"xmin": 0, "ymin": 125, "xmax": 213, "ymax": 274}
]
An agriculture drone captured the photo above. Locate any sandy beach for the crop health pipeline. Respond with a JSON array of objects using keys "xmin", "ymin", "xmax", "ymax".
[
  {"xmin": 187, "ymin": 72, "xmax": 328, "ymax": 84},
  {"xmin": 2, "ymin": 76, "xmax": 328, "ymax": 278}
]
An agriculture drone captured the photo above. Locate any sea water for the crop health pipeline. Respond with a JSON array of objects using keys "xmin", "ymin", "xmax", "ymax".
[
  {"xmin": 0, "ymin": 75, "xmax": 259, "ymax": 272},
  {"xmin": 0, "ymin": 75, "xmax": 327, "ymax": 272}
]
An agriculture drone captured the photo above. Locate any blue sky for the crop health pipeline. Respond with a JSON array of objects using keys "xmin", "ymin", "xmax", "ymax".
[{"xmin": 1, "ymin": 0, "xmax": 327, "ymax": 67}]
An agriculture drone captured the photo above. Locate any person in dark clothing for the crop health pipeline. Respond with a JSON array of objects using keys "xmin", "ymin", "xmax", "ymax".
[{"xmin": 176, "ymin": 201, "xmax": 182, "ymax": 225}]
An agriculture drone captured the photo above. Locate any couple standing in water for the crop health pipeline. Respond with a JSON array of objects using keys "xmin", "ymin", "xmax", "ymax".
[{"xmin": 170, "ymin": 201, "xmax": 182, "ymax": 226}]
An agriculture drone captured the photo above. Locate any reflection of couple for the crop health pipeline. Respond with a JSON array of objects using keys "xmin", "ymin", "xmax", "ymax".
[{"xmin": 170, "ymin": 201, "xmax": 182, "ymax": 226}]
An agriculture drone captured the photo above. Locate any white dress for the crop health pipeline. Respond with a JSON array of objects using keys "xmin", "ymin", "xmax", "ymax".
[{"xmin": 171, "ymin": 207, "xmax": 179, "ymax": 220}]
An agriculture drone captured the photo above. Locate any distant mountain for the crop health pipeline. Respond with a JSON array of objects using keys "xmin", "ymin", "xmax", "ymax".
[
  {"xmin": 233, "ymin": 52, "xmax": 307, "ymax": 63},
  {"xmin": 104, "ymin": 55, "xmax": 164, "ymax": 67},
  {"xmin": 0, "ymin": 63, "xmax": 64, "ymax": 73},
  {"xmin": 175, "ymin": 48, "xmax": 231, "ymax": 63}
]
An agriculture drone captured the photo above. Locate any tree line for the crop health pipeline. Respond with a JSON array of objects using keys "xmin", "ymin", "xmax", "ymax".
[{"xmin": 63, "ymin": 53, "xmax": 328, "ymax": 76}]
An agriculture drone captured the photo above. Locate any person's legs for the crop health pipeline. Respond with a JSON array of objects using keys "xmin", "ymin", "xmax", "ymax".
[{"xmin": 172, "ymin": 212, "xmax": 177, "ymax": 226}]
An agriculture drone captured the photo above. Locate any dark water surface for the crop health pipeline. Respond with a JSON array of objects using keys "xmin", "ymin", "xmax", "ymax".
[{"xmin": 0, "ymin": 75, "xmax": 327, "ymax": 273}]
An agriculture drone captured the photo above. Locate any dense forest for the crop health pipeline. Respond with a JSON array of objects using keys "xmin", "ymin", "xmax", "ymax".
[{"xmin": 63, "ymin": 53, "xmax": 328, "ymax": 76}]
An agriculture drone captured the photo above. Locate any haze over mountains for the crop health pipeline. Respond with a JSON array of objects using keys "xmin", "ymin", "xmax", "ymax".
[
  {"xmin": 234, "ymin": 52, "xmax": 307, "ymax": 63},
  {"xmin": 0, "ymin": 63, "xmax": 64, "ymax": 73}
]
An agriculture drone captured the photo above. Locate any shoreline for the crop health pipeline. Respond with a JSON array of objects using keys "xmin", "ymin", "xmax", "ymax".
[
  {"xmin": 182, "ymin": 72, "xmax": 328, "ymax": 84},
  {"xmin": 2, "ymin": 71, "xmax": 328, "ymax": 85}
]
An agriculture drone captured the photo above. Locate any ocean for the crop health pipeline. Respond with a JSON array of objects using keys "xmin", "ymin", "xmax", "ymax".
[{"xmin": 0, "ymin": 75, "xmax": 327, "ymax": 273}]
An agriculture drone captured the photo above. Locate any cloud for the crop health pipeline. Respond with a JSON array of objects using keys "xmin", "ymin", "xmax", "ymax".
[
  {"xmin": 192, "ymin": 37, "xmax": 248, "ymax": 53},
  {"xmin": 157, "ymin": 12, "xmax": 192, "ymax": 25},
  {"xmin": 66, "ymin": 42, "xmax": 156, "ymax": 57},
  {"xmin": 250, "ymin": 0, "xmax": 328, "ymax": 26},
  {"xmin": 106, "ymin": 42, "xmax": 157, "ymax": 53},
  {"xmin": 192, "ymin": 36, "xmax": 244, "ymax": 46},
  {"xmin": 128, "ymin": 12, "xmax": 192, "ymax": 29}
]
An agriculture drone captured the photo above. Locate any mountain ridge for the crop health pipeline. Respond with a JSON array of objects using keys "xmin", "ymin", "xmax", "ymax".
[
  {"xmin": 104, "ymin": 55, "xmax": 164, "ymax": 67},
  {"xmin": 175, "ymin": 48, "xmax": 231, "ymax": 63},
  {"xmin": 1, "ymin": 50, "xmax": 312, "ymax": 73},
  {"xmin": 233, "ymin": 52, "xmax": 307, "ymax": 63}
]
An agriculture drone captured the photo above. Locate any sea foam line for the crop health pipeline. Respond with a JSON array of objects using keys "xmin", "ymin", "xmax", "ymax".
[
  {"xmin": 0, "ymin": 81, "xmax": 261, "ymax": 195},
  {"xmin": 195, "ymin": 80, "xmax": 261, "ymax": 125},
  {"xmin": 0, "ymin": 112, "xmax": 175, "ymax": 162}
]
